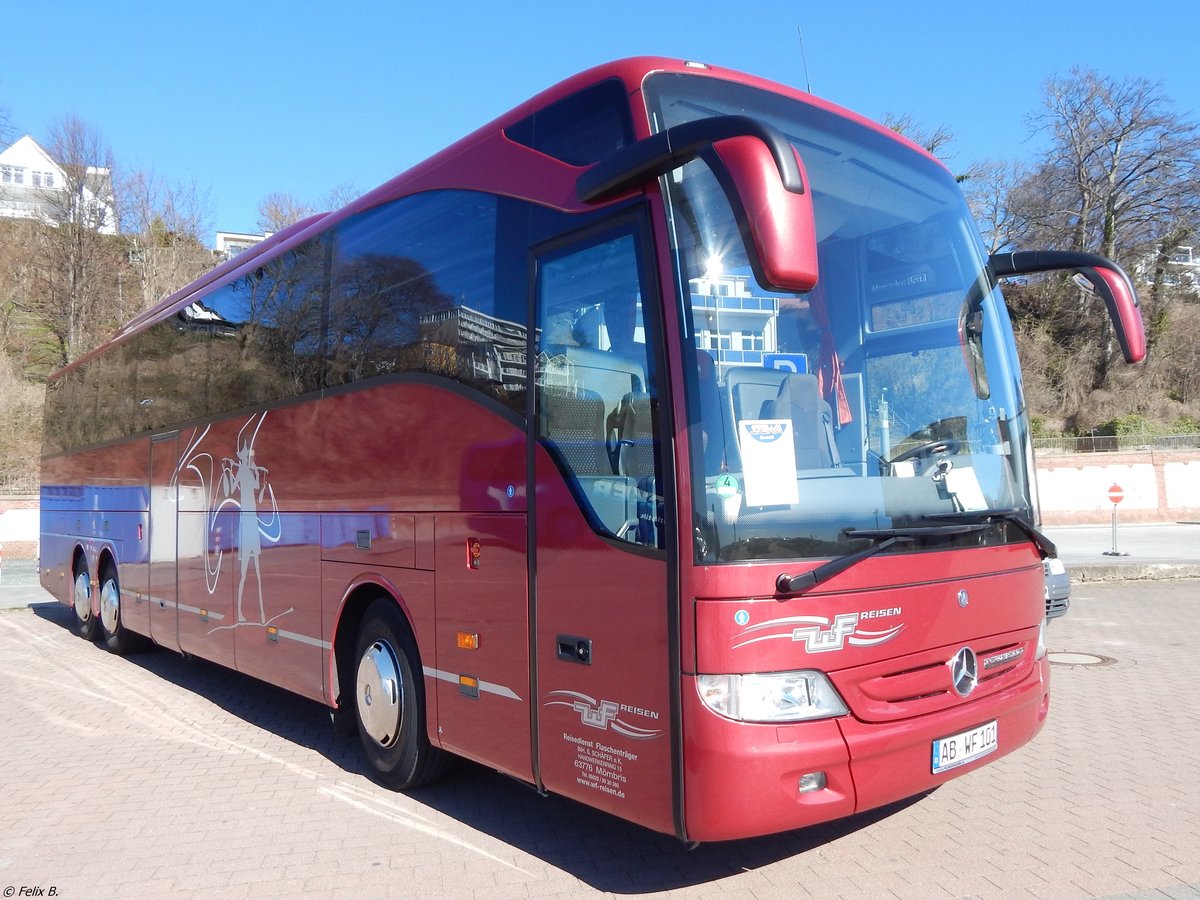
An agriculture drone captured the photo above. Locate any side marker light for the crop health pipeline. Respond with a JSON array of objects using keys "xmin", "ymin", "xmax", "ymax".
[{"xmin": 457, "ymin": 632, "xmax": 479, "ymax": 650}]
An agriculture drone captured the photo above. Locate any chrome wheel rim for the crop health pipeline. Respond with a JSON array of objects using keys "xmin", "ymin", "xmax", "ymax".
[
  {"xmin": 73, "ymin": 571, "xmax": 92, "ymax": 625},
  {"xmin": 356, "ymin": 639, "xmax": 403, "ymax": 747},
  {"xmin": 100, "ymin": 577, "xmax": 120, "ymax": 634}
]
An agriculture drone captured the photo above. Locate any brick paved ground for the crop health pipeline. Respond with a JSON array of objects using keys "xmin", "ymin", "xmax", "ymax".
[{"xmin": 1, "ymin": 583, "xmax": 1198, "ymax": 900}]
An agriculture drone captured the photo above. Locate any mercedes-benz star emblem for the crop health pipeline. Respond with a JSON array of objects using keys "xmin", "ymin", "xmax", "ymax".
[{"xmin": 949, "ymin": 646, "xmax": 979, "ymax": 697}]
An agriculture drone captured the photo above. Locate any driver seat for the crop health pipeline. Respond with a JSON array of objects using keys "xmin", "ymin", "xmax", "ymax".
[{"xmin": 761, "ymin": 373, "xmax": 840, "ymax": 470}]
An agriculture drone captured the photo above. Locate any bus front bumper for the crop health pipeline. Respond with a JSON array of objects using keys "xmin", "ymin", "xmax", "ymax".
[{"xmin": 680, "ymin": 657, "xmax": 1050, "ymax": 842}]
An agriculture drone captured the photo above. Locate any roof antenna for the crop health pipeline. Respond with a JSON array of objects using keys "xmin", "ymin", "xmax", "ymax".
[{"xmin": 796, "ymin": 25, "xmax": 813, "ymax": 94}]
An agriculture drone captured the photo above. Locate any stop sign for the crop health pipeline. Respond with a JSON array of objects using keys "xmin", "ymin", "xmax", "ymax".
[{"xmin": 1108, "ymin": 484, "xmax": 1125, "ymax": 504}]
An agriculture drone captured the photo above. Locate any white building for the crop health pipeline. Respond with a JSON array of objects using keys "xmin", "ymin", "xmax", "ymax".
[
  {"xmin": 215, "ymin": 230, "xmax": 271, "ymax": 260},
  {"xmin": 690, "ymin": 272, "xmax": 782, "ymax": 377},
  {"xmin": 1167, "ymin": 246, "xmax": 1200, "ymax": 287},
  {"xmin": 0, "ymin": 134, "xmax": 117, "ymax": 235}
]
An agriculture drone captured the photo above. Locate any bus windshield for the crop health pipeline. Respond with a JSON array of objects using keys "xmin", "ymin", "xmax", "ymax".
[{"xmin": 644, "ymin": 73, "xmax": 1034, "ymax": 563}]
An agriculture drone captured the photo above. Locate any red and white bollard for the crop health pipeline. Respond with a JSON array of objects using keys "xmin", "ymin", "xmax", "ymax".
[{"xmin": 1102, "ymin": 484, "xmax": 1129, "ymax": 557}]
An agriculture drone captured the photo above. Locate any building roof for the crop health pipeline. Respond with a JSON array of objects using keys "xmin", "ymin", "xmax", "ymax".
[{"xmin": 0, "ymin": 134, "xmax": 60, "ymax": 170}]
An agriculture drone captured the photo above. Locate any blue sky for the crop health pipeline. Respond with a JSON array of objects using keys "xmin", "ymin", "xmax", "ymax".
[{"xmin": 3, "ymin": 0, "xmax": 1197, "ymax": 241}]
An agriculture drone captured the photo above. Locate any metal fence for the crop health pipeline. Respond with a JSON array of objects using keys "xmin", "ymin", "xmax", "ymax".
[{"xmin": 1033, "ymin": 433, "xmax": 1200, "ymax": 454}]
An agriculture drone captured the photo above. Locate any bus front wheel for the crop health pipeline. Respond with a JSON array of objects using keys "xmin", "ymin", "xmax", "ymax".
[{"xmin": 352, "ymin": 599, "xmax": 451, "ymax": 790}]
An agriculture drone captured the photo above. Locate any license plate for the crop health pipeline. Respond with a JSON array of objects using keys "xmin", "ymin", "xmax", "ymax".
[{"xmin": 932, "ymin": 720, "xmax": 997, "ymax": 774}]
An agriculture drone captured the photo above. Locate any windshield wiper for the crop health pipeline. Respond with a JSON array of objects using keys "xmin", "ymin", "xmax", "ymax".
[
  {"xmin": 922, "ymin": 508, "xmax": 1057, "ymax": 559},
  {"xmin": 776, "ymin": 535, "xmax": 912, "ymax": 595},
  {"xmin": 843, "ymin": 523, "xmax": 991, "ymax": 540},
  {"xmin": 774, "ymin": 521, "xmax": 999, "ymax": 596}
]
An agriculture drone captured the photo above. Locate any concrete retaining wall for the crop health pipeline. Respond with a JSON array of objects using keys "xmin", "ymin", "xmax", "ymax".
[
  {"xmin": 1036, "ymin": 450, "xmax": 1200, "ymax": 525},
  {"xmin": 0, "ymin": 496, "xmax": 39, "ymax": 560}
]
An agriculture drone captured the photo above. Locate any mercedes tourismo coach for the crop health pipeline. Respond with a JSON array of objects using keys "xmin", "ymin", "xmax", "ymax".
[{"xmin": 40, "ymin": 58, "xmax": 1145, "ymax": 842}]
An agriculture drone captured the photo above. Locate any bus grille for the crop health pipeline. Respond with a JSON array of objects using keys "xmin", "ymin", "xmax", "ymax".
[{"xmin": 828, "ymin": 630, "xmax": 1038, "ymax": 723}]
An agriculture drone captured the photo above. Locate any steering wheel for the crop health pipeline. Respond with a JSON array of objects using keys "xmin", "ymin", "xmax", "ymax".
[{"xmin": 888, "ymin": 438, "xmax": 961, "ymax": 467}]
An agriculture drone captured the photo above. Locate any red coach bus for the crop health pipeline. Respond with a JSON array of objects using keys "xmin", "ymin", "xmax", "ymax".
[{"xmin": 40, "ymin": 58, "xmax": 1145, "ymax": 841}]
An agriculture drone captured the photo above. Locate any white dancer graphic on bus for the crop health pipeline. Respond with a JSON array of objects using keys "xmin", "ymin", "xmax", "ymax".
[
  {"xmin": 220, "ymin": 415, "xmax": 282, "ymax": 623},
  {"xmin": 174, "ymin": 411, "xmax": 289, "ymax": 629}
]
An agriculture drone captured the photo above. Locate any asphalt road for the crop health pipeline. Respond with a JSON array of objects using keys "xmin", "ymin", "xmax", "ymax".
[{"xmin": 1, "ymin": 579, "xmax": 1198, "ymax": 899}]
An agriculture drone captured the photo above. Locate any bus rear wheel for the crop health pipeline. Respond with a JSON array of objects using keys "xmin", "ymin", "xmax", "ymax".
[
  {"xmin": 71, "ymin": 565, "xmax": 98, "ymax": 641},
  {"xmin": 352, "ymin": 599, "xmax": 451, "ymax": 790},
  {"xmin": 98, "ymin": 564, "xmax": 149, "ymax": 655}
]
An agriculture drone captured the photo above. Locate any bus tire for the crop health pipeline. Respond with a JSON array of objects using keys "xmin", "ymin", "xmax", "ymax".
[
  {"xmin": 70, "ymin": 562, "xmax": 98, "ymax": 641},
  {"xmin": 98, "ymin": 563, "xmax": 150, "ymax": 655},
  {"xmin": 353, "ymin": 598, "xmax": 451, "ymax": 790}
]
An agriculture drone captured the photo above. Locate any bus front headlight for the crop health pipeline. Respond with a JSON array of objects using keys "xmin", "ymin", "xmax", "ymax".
[{"xmin": 697, "ymin": 671, "xmax": 849, "ymax": 723}]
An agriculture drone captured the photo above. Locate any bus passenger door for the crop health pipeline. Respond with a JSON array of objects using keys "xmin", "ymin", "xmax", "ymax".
[
  {"xmin": 531, "ymin": 222, "xmax": 678, "ymax": 837},
  {"xmin": 148, "ymin": 433, "xmax": 180, "ymax": 653}
]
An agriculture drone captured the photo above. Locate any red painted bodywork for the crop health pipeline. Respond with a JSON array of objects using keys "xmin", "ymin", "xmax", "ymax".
[
  {"xmin": 1090, "ymin": 265, "xmax": 1146, "ymax": 362},
  {"xmin": 711, "ymin": 137, "xmax": 819, "ymax": 292},
  {"xmin": 41, "ymin": 58, "xmax": 1049, "ymax": 842}
]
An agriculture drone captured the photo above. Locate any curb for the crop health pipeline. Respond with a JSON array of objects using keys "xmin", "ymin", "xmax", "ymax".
[{"xmin": 1069, "ymin": 563, "xmax": 1200, "ymax": 583}]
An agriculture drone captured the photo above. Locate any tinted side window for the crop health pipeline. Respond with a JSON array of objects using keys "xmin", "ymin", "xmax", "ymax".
[
  {"xmin": 505, "ymin": 79, "xmax": 634, "ymax": 166},
  {"xmin": 535, "ymin": 226, "xmax": 665, "ymax": 548},
  {"xmin": 207, "ymin": 236, "xmax": 326, "ymax": 415},
  {"xmin": 134, "ymin": 315, "xmax": 208, "ymax": 433},
  {"xmin": 42, "ymin": 375, "xmax": 67, "ymax": 457},
  {"xmin": 94, "ymin": 340, "xmax": 138, "ymax": 443},
  {"xmin": 42, "ymin": 366, "xmax": 93, "ymax": 455},
  {"xmin": 329, "ymin": 191, "xmax": 526, "ymax": 414}
]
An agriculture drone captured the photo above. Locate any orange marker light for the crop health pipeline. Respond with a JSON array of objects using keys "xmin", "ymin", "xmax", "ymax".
[
  {"xmin": 457, "ymin": 632, "xmax": 479, "ymax": 650},
  {"xmin": 458, "ymin": 675, "xmax": 480, "ymax": 699}
]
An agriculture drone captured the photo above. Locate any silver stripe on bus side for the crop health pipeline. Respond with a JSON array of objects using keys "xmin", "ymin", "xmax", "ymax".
[
  {"xmin": 128, "ymin": 592, "xmax": 332, "ymax": 649},
  {"xmin": 131, "ymin": 592, "xmax": 226, "ymax": 622},
  {"xmin": 273, "ymin": 628, "xmax": 332, "ymax": 649},
  {"xmin": 422, "ymin": 666, "xmax": 523, "ymax": 702}
]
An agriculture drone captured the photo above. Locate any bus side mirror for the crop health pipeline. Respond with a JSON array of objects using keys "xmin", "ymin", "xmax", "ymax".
[
  {"xmin": 577, "ymin": 115, "xmax": 819, "ymax": 293},
  {"xmin": 989, "ymin": 250, "xmax": 1147, "ymax": 363},
  {"xmin": 704, "ymin": 136, "xmax": 819, "ymax": 293},
  {"xmin": 1072, "ymin": 266, "xmax": 1145, "ymax": 363}
]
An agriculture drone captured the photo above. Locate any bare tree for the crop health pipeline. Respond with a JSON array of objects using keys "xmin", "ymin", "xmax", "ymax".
[
  {"xmin": 256, "ymin": 191, "xmax": 316, "ymax": 233},
  {"xmin": 255, "ymin": 184, "xmax": 359, "ymax": 236},
  {"xmin": 0, "ymin": 349, "xmax": 42, "ymax": 491},
  {"xmin": 1004, "ymin": 70, "xmax": 1200, "ymax": 395},
  {"xmin": 324, "ymin": 181, "xmax": 361, "ymax": 211},
  {"xmin": 43, "ymin": 114, "xmax": 118, "ymax": 234},
  {"xmin": 30, "ymin": 115, "xmax": 123, "ymax": 366},
  {"xmin": 122, "ymin": 169, "xmax": 216, "ymax": 316},
  {"xmin": 882, "ymin": 112, "xmax": 956, "ymax": 158},
  {"xmin": 961, "ymin": 159, "xmax": 1030, "ymax": 254},
  {"xmin": 1018, "ymin": 69, "xmax": 1200, "ymax": 261},
  {"xmin": 0, "ymin": 221, "xmax": 35, "ymax": 374},
  {"xmin": 881, "ymin": 112, "xmax": 988, "ymax": 187}
]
